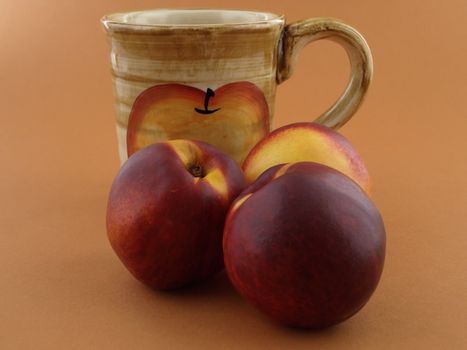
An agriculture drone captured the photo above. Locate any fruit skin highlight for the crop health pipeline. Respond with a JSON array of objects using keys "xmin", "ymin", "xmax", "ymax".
[
  {"xmin": 107, "ymin": 140, "xmax": 246, "ymax": 290},
  {"xmin": 242, "ymin": 122, "xmax": 371, "ymax": 194},
  {"xmin": 224, "ymin": 162, "xmax": 385, "ymax": 328}
]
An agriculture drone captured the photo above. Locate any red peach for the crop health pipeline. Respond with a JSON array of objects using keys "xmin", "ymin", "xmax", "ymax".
[
  {"xmin": 242, "ymin": 122, "xmax": 371, "ymax": 194},
  {"xmin": 107, "ymin": 140, "xmax": 245, "ymax": 290},
  {"xmin": 224, "ymin": 162, "xmax": 385, "ymax": 328}
]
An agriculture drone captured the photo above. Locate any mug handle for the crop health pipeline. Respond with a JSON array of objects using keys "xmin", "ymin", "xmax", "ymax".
[{"xmin": 277, "ymin": 18, "xmax": 373, "ymax": 129}]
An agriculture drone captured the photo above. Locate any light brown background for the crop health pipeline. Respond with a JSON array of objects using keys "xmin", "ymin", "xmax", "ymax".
[{"xmin": 1, "ymin": 0, "xmax": 466, "ymax": 349}]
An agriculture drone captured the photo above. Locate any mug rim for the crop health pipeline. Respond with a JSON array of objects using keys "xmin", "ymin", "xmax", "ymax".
[{"xmin": 101, "ymin": 8, "xmax": 285, "ymax": 32}]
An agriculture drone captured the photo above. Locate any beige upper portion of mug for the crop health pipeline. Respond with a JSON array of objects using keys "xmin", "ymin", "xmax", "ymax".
[{"xmin": 102, "ymin": 9, "xmax": 284, "ymax": 31}]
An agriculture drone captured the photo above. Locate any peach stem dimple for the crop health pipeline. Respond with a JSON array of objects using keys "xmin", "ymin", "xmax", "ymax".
[{"xmin": 189, "ymin": 165, "xmax": 204, "ymax": 178}]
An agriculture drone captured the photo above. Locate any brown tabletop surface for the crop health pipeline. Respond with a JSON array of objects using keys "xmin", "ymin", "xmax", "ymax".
[{"xmin": 1, "ymin": 1, "xmax": 466, "ymax": 349}]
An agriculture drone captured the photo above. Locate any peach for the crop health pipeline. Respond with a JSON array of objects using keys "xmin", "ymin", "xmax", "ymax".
[
  {"xmin": 242, "ymin": 122, "xmax": 371, "ymax": 193},
  {"xmin": 106, "ymin": 140, "xmax": 245, "ymax": 290},
  {"xmin": 223, "ymin": 162, "xmax": 385, "ymax": 328}
]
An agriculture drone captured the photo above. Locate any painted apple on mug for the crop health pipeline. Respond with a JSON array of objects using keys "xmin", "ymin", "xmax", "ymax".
[{"xmin": 127, "ymin": 82, "xmax": 270, "ymax": 164}]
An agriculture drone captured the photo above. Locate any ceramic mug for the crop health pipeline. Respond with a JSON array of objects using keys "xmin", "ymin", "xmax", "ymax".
[{"xmin": 101, "ymin": 9, "xmax": 372, "ymax": 163}]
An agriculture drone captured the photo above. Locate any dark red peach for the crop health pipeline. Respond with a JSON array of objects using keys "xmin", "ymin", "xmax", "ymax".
[
  {"xmin": 224, "ymin": 162, "xmax": 385, "ymax": 328},
  {"xmin": 107, "ymin": 140, "xmax": 246, "ymax": 290}
]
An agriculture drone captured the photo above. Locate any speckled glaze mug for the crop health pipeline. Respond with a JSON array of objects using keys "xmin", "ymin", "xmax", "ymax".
[{"xmin": 101, "ymin": 9, "xmax": 372, "ymax": 164}]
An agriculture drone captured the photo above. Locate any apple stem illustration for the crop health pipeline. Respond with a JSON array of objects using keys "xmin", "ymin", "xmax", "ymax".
[{"xmin": 194, "ymin": 88, "xmax": 221, "ymax": 115}]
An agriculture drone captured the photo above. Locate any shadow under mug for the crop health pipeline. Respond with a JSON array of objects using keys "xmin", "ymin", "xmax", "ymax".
[{"xmin": 102, "ymin": 9, "xmax": 373, "ymax": 164}]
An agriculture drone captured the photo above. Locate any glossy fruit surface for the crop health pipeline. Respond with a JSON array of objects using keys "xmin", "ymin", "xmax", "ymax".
[
  {"xmin": 224, "ymin": 162, "xmax": 385, "ymax": 328},
  {"xmin": 107, "ymin": 140, "xmax": 245, "ymax": 289}
]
